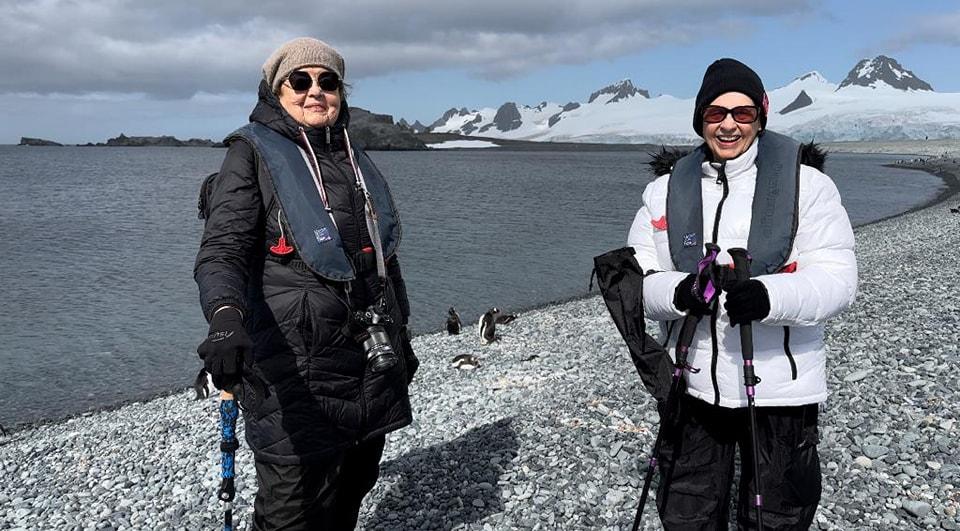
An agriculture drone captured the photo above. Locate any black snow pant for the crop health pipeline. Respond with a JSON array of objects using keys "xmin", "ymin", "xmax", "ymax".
[
  {"xmin": 252, "ymin": 435, "xmax": 386, "ymax": 531},
  {"xmin": 656, "ymin": 395, "xmax": 821, "ymax": 530}
]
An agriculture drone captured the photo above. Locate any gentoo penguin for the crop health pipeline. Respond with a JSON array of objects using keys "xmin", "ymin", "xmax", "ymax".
[
  {"xmin": 446, "ymin": 307, "xmax": 462, "ymax": 335},
  {"xmin": 192, "ymin": 368, "xmax": 217, "ymax": 400},
  {"xmin": 495, "ymin": 311, "xmax": 518, "ymax": 325},
  {"xmin": 479, "ymin": 307, "xmax": 500, "ymax": 345},
  {"xmin": 451, "ymin": 354, "xmax": 480, "ymax": 370}
]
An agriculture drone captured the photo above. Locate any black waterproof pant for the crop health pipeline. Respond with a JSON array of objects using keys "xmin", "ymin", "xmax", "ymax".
[
  {"xmin": 656, "ymin": 395, "xmax": 821, "ymax": 530},
  {"xmin": 252, "ymin": 435, "xmax": 386, "ymax": 531}
]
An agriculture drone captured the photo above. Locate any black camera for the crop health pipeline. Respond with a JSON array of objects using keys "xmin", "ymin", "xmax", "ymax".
[{"xmin": 351, "ymin": 306, "xmax": 398, "ymax": 373}]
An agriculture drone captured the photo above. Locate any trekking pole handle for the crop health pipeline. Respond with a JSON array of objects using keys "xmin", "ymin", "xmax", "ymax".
[
  {"xmin": 674, "ymin": 313, "xmax": 700, "ymax": 370},
  {"xmin": 727, "ymin": 247, "xmax": 751, "ymax": 283},
  {"xmin": 219, "ymin": 391, "xmax": 239, "ymax": 503},
  {"xmin": 727, "ymin": 247, "xmax": 759, "ymax": 387}
]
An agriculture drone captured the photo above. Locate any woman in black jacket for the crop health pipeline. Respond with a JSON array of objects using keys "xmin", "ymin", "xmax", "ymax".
[{"xmin": 195, "ymin": 37, "xmax": 417, "ymax": 531}]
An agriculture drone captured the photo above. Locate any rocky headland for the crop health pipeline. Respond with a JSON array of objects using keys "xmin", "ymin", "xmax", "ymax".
[{"xmin": 18, "ymin": 137, "xmax": 63, "ymax": 146}]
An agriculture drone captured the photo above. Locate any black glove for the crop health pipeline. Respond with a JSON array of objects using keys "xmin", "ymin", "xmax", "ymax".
[
  {"xmin": 399, "ymin": 327, "xmax": 419, "ymax": 385},
  {"xmin": 674, "ymin": 274, "xmax": 713, "ymax": 315},
  {"xmin": 197, "ymin": 307, "xmax": 252, "ymax": 390},
  {"xmin": 724, "ymin": 280, "xmax": 771, "ymax": 326}
]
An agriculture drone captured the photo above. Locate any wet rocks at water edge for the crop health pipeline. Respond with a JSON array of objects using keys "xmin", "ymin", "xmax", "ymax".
[{"xmin": 1, "ymin": 189, "xmax": 959, "ymax": 529}]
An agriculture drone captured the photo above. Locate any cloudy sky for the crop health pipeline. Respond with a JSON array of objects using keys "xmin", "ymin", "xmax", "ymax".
[{"xmin": 1, "ymin": 0, "xmax": 958, "ymax": 144}]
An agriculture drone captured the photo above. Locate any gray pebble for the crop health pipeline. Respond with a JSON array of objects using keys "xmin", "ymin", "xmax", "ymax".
[
  {"xmin": 844, "ymin": 369, "xmax": 872, "ymax": 382},
  {"xmin": 901, "ymin": 500, "xmax": 932, "ymax": 518},
  {"xmin": 863, "ymin": 445, "xmax": 889, "ymax": 459}
]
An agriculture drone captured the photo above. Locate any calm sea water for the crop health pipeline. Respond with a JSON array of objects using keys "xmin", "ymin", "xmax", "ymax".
[{"xmin": 0, "ymin": 146, "xmax": 945, "ymax": 427}]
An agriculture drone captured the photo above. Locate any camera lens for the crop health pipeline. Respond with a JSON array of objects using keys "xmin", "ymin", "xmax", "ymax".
[
  {"xmin": 367, "ymin": 346, "xmax": 398, "ymax": 373},
  {"xmin": 362, "ymin": 326, "xmax": 398, "ymax": 373}
]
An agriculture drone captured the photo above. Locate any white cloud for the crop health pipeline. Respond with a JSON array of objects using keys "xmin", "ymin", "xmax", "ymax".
[
  {"xmin": 0, "ymin": 0, "xmax": 815, "ymax": 97},
  {"xmin": 887, "ymin": 11, "xmax": 960, "ymax": 49}
]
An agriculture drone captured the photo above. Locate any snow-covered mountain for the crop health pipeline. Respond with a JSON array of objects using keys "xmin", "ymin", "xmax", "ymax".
[
  {"xmin": 426, "ymin": 56, "xmax": 960, "ymax": 143},
  {"xmin": 837, "ymin": 55, "xmax": 933, "ymax": 91}
]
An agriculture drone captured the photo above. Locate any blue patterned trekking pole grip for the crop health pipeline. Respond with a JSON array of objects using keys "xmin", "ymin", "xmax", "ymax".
[{"xmin": 219, "ymin": 391, "xmax": 239, "ymax": 531}]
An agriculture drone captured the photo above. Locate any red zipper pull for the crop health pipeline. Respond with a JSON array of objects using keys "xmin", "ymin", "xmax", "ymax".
[{"xmin": 270, "ymin": 235, "xmax": 294, "ymax": 256}]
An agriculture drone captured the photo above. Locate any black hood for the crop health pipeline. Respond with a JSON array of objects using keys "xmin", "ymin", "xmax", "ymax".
[{"xmin": 248, "ymin": 79, "xmax": 351, "ymax": 150}]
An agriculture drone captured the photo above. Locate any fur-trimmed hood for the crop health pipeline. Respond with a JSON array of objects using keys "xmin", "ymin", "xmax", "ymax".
[{"xmin": 648, "ymin": 134, "xmax": 827, "ymax": 176}]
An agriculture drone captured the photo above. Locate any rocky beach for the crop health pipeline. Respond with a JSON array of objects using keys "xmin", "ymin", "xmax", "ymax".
[{"xmin": 1, "ymin": 153, "xmax": 958, "ymax": 530}]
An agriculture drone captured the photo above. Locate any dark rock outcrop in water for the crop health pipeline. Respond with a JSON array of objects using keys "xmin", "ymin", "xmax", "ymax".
[
  {"xmin": 779, "ymin": 90, "xmax": 814, "ymax": 114},
  {"xmin": 349, "ymin": 107, "xmax": 427, "ymax": 150},
  {"xmin": 19, "ymin": 137, "xmax": 63, "ymax": 146},
  {"xmin": 90, "ymin": 134, "xmax": 223, "ymax": 147}
]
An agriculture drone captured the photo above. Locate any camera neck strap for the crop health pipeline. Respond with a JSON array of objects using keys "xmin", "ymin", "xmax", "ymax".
[
  {"xmin": 297, "ymin": 128, "xmax": 388, "ymax": 287},
  {"xmin": 344, "ymin": 130, "xmax": 388, "ymax": 284}
]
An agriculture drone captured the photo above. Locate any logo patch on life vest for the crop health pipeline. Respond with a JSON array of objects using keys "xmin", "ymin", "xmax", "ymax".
[
  {"xmin": 651, "ymin": 216, "xmax": 667, "ymax": 231},
  {"xmin": 682, "ymin": 232, "xmax": 698, "ymax": 248},
  {"xmin": 314, "ymin": 227, "xmax": 333, "ymax": 243}
]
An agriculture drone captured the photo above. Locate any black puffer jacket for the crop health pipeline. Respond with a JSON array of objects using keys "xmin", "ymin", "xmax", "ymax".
[{"xmin": 195, "ymin": 81, "xmax": 415, "ymax": 464}]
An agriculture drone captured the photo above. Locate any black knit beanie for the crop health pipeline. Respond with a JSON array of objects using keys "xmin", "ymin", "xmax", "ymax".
[{"xmin": 693, "ymin": 58, "xmax": 767, "ymax": 137}]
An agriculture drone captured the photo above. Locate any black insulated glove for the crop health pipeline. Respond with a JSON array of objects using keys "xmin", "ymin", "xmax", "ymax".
[
  {"xmin": 724, "ymin": 279, "xmax": 771, "ymax": 326},
  {"xmin": 674, "ymin": 273, "xmax": 714, "ymax": 315},
  {"xmin": 197, "ymin": 307, "xmax": 252, "ymax": 390}
]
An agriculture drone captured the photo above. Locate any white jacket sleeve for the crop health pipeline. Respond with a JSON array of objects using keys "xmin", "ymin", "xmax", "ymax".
[
  {"xmin": 756, "ymin": 167, "xmax": 858, "ymax": 326},
  {"xmin": 627, "ymin": 180, "xmax": 686, "ymax": 321}
]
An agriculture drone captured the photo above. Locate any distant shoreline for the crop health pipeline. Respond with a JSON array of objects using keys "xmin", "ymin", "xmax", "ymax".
[
  {"xmin": 17, "ymin": 134, "xmax": 223, "ymax": 148},
  {"xmin": 861, "ymin": 158, "xmax": 960, "ymax": 228}
]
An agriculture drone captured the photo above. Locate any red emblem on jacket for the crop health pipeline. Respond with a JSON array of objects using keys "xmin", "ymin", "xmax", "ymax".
[{"xmin": 651, "ymin": 216, "xmax": 668, "ymax": 231}]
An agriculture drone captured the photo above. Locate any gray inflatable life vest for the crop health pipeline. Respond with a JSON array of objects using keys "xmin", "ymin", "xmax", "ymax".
[
  {"xmin": 226, "ymin": 122, "xmax": 401, "ymax": 281},
  {"xmin": 666, "ymin": 130, "xmax": 801, "ymax": 277}
]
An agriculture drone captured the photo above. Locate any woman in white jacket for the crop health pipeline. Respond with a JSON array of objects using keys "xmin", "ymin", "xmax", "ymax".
[{"xmin": 627, "ymin": 58, "xmax": 857, "ymax": 530}]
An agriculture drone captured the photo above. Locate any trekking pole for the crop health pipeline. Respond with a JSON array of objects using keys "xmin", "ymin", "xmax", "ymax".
[
  {"xmin": 631, "ymin": 312, "xmax": 701, "ymax": 531},
  {"xmin": 218, "ymin": 391, "xmax": 240, "ymax": 531},
  {"xmin": 631, "ymin": 243, "xmax": 719, "ymax": 531},
  {"xmin": 727, "ymin": 248, "xmax": 765, "ymax": 531}
]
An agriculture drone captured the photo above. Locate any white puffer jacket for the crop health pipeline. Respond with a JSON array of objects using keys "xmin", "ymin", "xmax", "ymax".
[{"xmin": 627, "ymin": 139, "xmax": 857, "ymax": 408}]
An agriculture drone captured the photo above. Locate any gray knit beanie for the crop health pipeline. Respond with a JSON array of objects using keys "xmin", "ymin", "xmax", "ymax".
[{"xmin": 262, "ymin": 37, "xmax": 345, "ymax": 93}]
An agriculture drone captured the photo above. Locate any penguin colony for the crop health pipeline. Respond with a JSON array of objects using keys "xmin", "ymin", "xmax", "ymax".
[{"xmin": 444, "ymin": 306, "xmax": 520, "ymax": 369}]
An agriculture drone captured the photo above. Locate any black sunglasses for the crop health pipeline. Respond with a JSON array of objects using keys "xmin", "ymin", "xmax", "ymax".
[
  {"xmin": 286, "ymin": 71, "xmax": 341, "ymax": 92},
  {"xmin": 702, "ymin": 105, "xmax": 760, "ymax": 124}
]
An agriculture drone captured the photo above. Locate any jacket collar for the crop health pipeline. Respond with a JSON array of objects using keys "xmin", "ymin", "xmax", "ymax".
[{"xmin": 701, "ymin": 137, "xmax": 759, "ymax": 180}]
